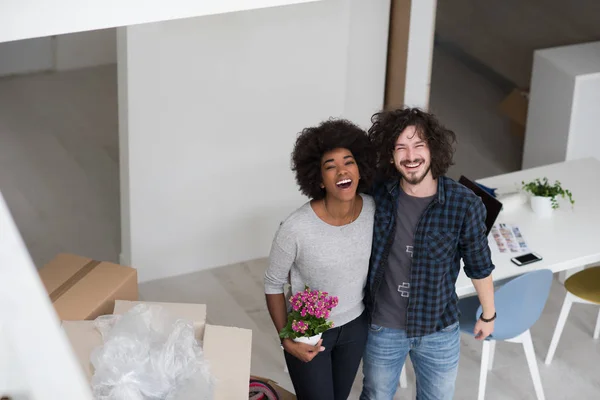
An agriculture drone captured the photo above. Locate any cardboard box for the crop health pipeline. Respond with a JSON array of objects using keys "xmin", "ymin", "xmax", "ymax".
[
  {"xmin": 251, "ymin": 376, "xmax": 296, "ymax": 400},
  {"xmin": 499, "ymin": 88, "xmax": 529, "ymax": 138},
  {"xmin": 38, "ymin": 253, "xmax": 138, "ymax": 320},
  {"xmin": 63, "ymin": 300, "xmax": 252, "ymax": 400}
]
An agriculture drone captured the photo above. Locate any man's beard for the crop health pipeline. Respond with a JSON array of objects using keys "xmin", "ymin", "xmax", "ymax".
[{"xmin": 399, "ymin": 159, "xmax": 431, "ymax": 185}]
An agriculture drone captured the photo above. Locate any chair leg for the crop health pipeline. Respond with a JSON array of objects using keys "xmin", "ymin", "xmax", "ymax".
[
  {"xmin": 478, "ymin": 340, "xmax": 491, "ymax": 400},
  {"xmin": 399, "ymin": 365, "xmax": 407, "ymax": 389},
  {"xmin": 488, "ymin": 340, "xmax": 496, "ymax": 370},
  {"xmin": 592, "ymin": 307, "xmax": 600, "ymax": 340},
  {"xmin": 557, "ymin": 267, "xmax": 584, "ymax": 285},
  {"xmin": 545, "ymin": 292, "xmax": 573, "ymax": 365},
  {"xmin": 522, "ymin": 330, "xmax": 545, "ymax": 400}
]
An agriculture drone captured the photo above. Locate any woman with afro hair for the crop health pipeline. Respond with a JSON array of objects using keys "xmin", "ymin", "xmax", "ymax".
[{"xmin": 264, "ymin": 118, "xmax": 376, "ymax": 399}]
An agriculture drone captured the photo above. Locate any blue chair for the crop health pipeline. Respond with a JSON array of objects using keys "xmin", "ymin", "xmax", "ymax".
[{"xmin": 458, "ymin": 269, "xmax": 553, "ymax": 400}]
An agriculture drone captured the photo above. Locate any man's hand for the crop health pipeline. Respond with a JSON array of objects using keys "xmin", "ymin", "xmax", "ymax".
[
  {"xmin": 474, "ymin": 319, "xmax": 494, "ymax": 340},
  {"xmin": 282, "ymin": 338, "xmax": 325, "ymax": 362}
]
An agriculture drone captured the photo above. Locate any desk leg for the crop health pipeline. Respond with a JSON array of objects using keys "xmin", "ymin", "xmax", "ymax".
[
  {"xmin": 593, "ymin": 309, "xmax": 600, "ymax": 340},
  {"xmin": 557, "ymin": 267, "xmax": 585, "ymax": 285}
]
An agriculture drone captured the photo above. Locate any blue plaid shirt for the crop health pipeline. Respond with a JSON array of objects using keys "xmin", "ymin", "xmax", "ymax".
[{"xmin": 365, "ymin": 176, "xmax": 494, "ymax": 338}]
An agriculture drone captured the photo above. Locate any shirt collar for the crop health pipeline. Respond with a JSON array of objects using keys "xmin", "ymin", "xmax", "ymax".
[{"xmin": 385, "ymin": 176, "xmax": 446, "ymax": 204}]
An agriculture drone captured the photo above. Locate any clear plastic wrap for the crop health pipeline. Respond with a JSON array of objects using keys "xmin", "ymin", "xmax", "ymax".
[{"xmin": 90, "ymin": 304, "xmax": 213, "ymax": 400}]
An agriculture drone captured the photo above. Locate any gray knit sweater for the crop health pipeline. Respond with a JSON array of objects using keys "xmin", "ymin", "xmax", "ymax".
[{"xmin": 264, "ymin": 195, "xmax": 375, "ymax": 328}]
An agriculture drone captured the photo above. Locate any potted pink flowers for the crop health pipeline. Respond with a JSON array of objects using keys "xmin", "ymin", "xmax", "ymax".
[{"xmin": 279, "ymin": 286, "xmax": 339, "ymax": 346}]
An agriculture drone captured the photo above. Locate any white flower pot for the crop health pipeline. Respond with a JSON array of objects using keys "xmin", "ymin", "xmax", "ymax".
[
  {"xmin": 530, "ymin": 196, "xmax": 554, "ymax": 218},
  {"xmin": 293, "ymin": 333, "xmax": 322, "ymax": 346}
]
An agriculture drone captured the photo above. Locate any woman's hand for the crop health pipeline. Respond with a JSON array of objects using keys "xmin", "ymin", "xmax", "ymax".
[{"xmin": 282, "ymin": 338, "xmax": 325, "ymax": 363}]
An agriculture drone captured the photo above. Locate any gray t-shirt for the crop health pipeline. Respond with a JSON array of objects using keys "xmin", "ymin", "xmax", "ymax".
[
  {"xmin": 264, "ymin": 195, "xmax": 375, "ymax": 328},
  {"xmin": 373, "ymin": 187, "xmax": 434, "ymax": 329}
]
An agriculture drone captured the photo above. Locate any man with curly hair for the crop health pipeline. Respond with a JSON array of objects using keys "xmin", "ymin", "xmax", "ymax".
[
  {"xmin": 360, "ymin": 108, "xmax": 496, "ymax": 400},
  {"xmin": 264, "ymin": 119, "xmax": 377, "ymax": 399}
]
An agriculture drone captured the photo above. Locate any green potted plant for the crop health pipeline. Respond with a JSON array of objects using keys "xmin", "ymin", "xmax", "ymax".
[{"xmin": 521, "ymin": 177, "xmax": 574, "ymax": 217}]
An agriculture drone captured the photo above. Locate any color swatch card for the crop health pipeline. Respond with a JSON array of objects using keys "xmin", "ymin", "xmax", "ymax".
[{"xmin": 491, "ymin": 223, "xmax": 529, "ymax": 254}]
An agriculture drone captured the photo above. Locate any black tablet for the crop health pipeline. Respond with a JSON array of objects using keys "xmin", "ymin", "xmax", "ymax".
[{"xmin": 458, "ymin": 175, "xmax": 503, "ymax": 236}]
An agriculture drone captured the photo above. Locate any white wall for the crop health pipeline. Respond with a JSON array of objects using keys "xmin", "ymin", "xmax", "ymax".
[
  {"xmin": 522, "ymin": 55, "xmax": 573, "ymax": 169},
  {"xmin": 567, "ymin": 73, "xmax": 600, "ymax": 160},
  {"xmin": 523, "ymin": 42, "xmax": 600, "ymax": 169},
  {"xmin": 343, "ymin": 0, "xmax": 391, "ymax": 127},
  {"xmin": 119, "ymin": 0, "xmax": 390, "ymax": 282}
]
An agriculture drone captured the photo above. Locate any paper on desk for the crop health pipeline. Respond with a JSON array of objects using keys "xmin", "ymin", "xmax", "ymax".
[
  {"xmin": 491, "ymin": 223, "xmax": 529, "ymax": 253},
  {"xmin": 493, "ymin": 183, "xmax": 521, "ymax": 197}
]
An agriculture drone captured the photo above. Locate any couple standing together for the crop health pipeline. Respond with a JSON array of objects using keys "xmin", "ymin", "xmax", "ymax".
[{"xmin": 264, "ymin": 107, "xmax": 496, "ymax": 400}]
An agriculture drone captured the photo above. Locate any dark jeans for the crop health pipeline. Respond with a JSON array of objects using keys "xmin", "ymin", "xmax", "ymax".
[{"xmin": 284, "ymin": 311, "xmax": 368, "ymax": 400}]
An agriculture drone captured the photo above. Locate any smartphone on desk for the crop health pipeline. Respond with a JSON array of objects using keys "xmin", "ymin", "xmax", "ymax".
[{"xmin": 511, "ymin": 252, "xmax": 543, "ymax": 266}]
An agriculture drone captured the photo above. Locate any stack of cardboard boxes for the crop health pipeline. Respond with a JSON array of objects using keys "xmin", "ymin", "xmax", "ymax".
[
  {"xmin": 37, "ymin": 253, "xmax": 263, "ymax": 399},
  {"xmin": 38, "ymin": 253, "xmax": 138, "ymax": 321}
]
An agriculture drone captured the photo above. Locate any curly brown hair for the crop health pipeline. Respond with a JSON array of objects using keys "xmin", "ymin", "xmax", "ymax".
[
  {"xmin": 291, "ymin": 119, "xmax": 375, "ymax": 200},
  {"xmin": 368, "ymin": 108, "xmax": 456, "ymax": 180}
]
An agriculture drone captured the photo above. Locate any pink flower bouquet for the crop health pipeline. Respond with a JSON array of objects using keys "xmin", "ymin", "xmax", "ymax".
[{"xmin": 279, "ymin": 286, "xmax": 339, "ymax": 344}]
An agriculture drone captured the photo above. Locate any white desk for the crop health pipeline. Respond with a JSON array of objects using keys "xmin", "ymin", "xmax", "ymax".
[{"xmin": 456, "ymin": 157, "xmax": 600, "ymax": 297}]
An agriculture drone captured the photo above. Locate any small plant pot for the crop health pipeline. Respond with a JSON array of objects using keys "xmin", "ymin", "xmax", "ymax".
[
  {"xmin": 530, "ymin": 196, "xmax": 553, "ymax": 218},
  {"xmin": 293, "ymin": 333, "xmax": 322, "ymax": 346}
]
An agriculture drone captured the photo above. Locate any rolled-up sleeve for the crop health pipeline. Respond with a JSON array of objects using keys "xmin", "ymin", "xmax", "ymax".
[
  {"xmin": 460, "ymin": 197, "xmax": 495, "ymax": 279},
  {"xmin": 264, "ymin": 229, "xmax": 296, "ymax": 295}
]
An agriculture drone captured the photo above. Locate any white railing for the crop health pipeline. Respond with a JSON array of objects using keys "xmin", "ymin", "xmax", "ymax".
[
  {"xmin": 0, "ymin": 192, "xmax": 93, "ymax": 399},
  {"xmin": 0, "ymin": 0, "xmax": 323, "ymax": 43}
]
